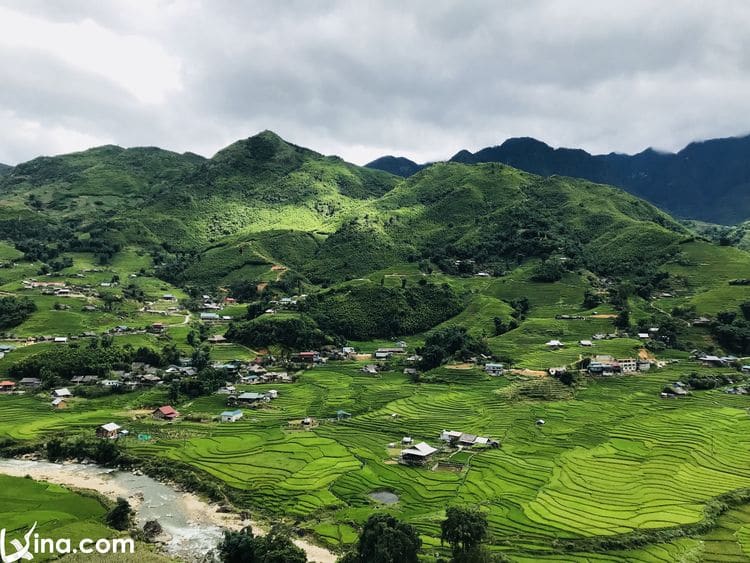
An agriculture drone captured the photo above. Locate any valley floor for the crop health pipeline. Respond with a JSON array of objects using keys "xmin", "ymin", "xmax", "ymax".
[{"xmin": 2, "ymin": 360, "xmax": 750, "ymax": 561}]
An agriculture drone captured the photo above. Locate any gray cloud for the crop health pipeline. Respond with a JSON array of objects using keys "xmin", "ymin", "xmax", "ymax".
[{"xmin": 1, "ymin": 0, "xmax": 750, "ymax": 165}]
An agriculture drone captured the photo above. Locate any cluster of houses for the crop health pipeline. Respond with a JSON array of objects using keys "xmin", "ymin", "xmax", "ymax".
[
  {"xmin": 268, "ymin": 295, "xmax": 305, "ymax": 310},
  {"xmin": 587, "ymin": 355, "xmax": 652, "ymax": 376},
  {"xmin": 694, "ymin": 353, "xmax": 740, "ymax": 368},
  {"xmin": 95, "ymin": 405, "xmax": 179, "ymax": 438},
  {"xmin": 397, "ymin": 430, "xmax": 500, "ymax": 466}
]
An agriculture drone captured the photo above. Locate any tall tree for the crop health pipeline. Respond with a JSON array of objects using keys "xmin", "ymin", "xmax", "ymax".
[
  {"xmin": 341, "ymin": 514, "xmax": 421, "ymax": 563},
  {"xmin": 441, "ymin": 506, "xmax": 489, "ymax": 559}
]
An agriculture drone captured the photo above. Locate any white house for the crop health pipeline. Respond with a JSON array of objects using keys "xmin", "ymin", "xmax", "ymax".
[
  {"xmin": 545, "ymin": 340, "xmax": 564, "ymax": 349},
  {"xmin": 484, "ymin": 363, "xmax": 504, "ymax": 376},
  {"xmin": 220, "ymin": 409, "xmax": 243, "ymax": 423}
]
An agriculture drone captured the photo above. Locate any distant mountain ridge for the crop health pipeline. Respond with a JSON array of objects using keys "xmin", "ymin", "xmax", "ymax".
[
  {"xmin": 365, "ymin": 155, "xmax": 424, "ymax": 177},
  {"xmin": 0, "ymin": 130, "xmax": 690, "ymax": 288},
  {"xmin": 366, "ymin": 134, "xmax": 750, "ymax": 224}
]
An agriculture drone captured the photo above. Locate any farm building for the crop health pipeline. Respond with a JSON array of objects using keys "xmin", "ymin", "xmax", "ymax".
[
  {"xmin": 617, "ymin": 358, "xmax": 638, "ymax": 373},
  {"xmin": 233, "ymin": 392, "xmax": 270, "ymax": 406},
  {"xmin": 399, "ymin": 442, "xmax": 438, "ymax": 466},
  {"xmin": 220, "ymin": 410, "xmax": 243, "ymax": 422},
  {"xmin": 200, "ymin": 313, "xmax": 220, "ymax": 321},
  {"xmin": 296, "ymin": 351, "xmax": 321, "ymax": 363},
  {"xmin": 54, "ymin": 337, "xmax": 68, "ymax": 344},
  {"xmin": 51, "ymin": 398, "xmax": 67, "ymax": 409},
  {"xmin": 579, "ymin": 340, "xmax": 593, "ymax": 347},
  {"xmin": 97, "ymin": 422, "xmax": 122, "ymax": 439},
  {"xmin": 441, "ymin": 430, "xmax": 463, "ymax": 443},
  {"xmin": 698, "ymin": 355, "xmax": 732, "ymax": 367},
  {"xmin": 207, "ymin": 334, "xmax": 226, "ymax": 343},
  {"xmin": 374, "ymin": 346, "xmax": 407, "ymax": 359},
  {"xmin": 153, "ymin": 405, "xmax": 179, "ymax": 420},
  {"xmin": 362, "ymin": 365, "xmax": 379, "ymax": 375},
  {"xmin": 0, "ymin": 380, "xmax": 15, "ymax": 393},
  {"xmin": 588, "ymin": 362, "xmax": 621, "ymax": 376},
  {"xmin": 545, "ymin": 340, "xmax": 564, "ymax": 349},
  {"xmin": 441, "ymin": 430, "xmax": 498, "ymax": 448},
  {"xmin": 484, "ymin": 363, "xmax": 504, "ymax": 376},
  {"xmin": 71, "ymin": 375, "xmax": 99, "ymax": 385},
  {"xmin": 336, "ymin": 410, "xmax": 352, "ymax": 420},
  {"xmin": 403, "ymin": 368, "xmax": 418, "ymax": 377},
  {"xmin": 18, "ymin": 377, "xmax": 41, "ymax": 388},
  {"xmin": 52, "ymin": 388, "xmax": 73, "ymax": 398}
]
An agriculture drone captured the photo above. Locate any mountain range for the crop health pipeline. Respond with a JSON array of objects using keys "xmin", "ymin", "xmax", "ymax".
[
  {"xmin": 366, "ymin": 134, "xmax": 750, "ymax": 224},
  {"xmin": 0, "ymin": 130, "xmax": 686, "ymax": 290}
]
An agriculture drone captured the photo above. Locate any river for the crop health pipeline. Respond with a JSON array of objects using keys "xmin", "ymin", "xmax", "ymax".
[{"xmin": 0, "ymin": 458, "xmax": 336, "ymax": 562}]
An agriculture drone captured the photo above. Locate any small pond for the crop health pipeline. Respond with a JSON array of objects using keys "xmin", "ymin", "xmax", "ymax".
[{"xmin": 369, "ymin": 490, "xmax": 399, "ymax": 504}]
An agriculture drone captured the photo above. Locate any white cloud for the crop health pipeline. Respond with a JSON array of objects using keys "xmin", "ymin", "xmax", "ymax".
[{"xmin": 0, "ymin": 5, "xmax": 181, "ymax": 104}]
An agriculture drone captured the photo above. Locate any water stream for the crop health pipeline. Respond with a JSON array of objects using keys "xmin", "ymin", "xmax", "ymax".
[{"xmin": 0, "ymin": 458, "xmax": 227, "ymax": 561}]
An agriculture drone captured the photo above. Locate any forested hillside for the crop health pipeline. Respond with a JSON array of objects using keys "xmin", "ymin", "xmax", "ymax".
[{"xmin": 368, "ymin": 133, "xmax": 750, "ymax": 224}]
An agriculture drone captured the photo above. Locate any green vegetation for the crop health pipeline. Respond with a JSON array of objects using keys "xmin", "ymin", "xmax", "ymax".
[
  {"xmin": 0, "ymin": 295, "xmax": 37, "ymax": 329},
  {"xmin": 1, "ymin": 132, "xmax": 750, "ymax": 562},
  {"xmin": 342, "ymin": 514, "xmax": 421, "ymax": 563},
  {"xmin": 0, "ymin": 474, "xmax": 113, "ymax": 561},
  {"xmin": 219, "ymin": 526, "xmax": 307, "ymax": 563},
  {"xmin": 303, "ymin": 282, "xmax": 464, "ymax": 339},
  {"xmin": 226, "ymin": 314, "xmax": 329, "ymax": 351}
]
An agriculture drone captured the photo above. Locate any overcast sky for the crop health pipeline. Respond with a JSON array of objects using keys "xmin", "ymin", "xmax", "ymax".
[{"xmin": 1, "ymin": 0, "xmax": 750, "ymax": 166}]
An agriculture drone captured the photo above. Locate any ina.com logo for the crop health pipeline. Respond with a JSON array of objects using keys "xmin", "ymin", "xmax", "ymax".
[{"xmin": 0, "ymin": 522, "xmax": 134, "ymax": 562}]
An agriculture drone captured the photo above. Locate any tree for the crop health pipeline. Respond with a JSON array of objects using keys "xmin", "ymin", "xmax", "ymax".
[
  {"xmin": 0, "ymin": 296, "xmax": 36, "ymax": 329},
  {"xmin": 219, "ymin": 527, "xmax": 257, "ymax": 563},
  {"xmin": 106, "ymin": 498, "xmax": 133, "ymax": 531},
  {"xmin": 614, "ymin": 309, "xmax": 630, "ymax": 330},
  {"xmin": 492, "ymin": 317, "xmax": 508, "ymax": 336},
  {"xmin": 101, "ymin": 292, "xmax": 122, "ymax": 312},
  {"xmin": 191, "ymin": 345, "xmax": 211, "ymax": 371},
  {"xmin": 582, "ymin": 289, "xmax": 602, "ymax": 309},
  {"xmin": 161, "ymin": 343, "xmax": 181, "ymax": 365},
  {"xmin": 168, "ymin": 381, "xmax": 180, "ymax": 404},
  {"xmin": 343, "ymin": 514, "xmax": 421, "ymax": 563},
  {"xmin": 253, "ymin": 526, "xmax": 306, "ymax": 563},
  {"xmin": 441, "ymin": 507, "xmax": 489, "ymax": 559},
  {"xmin": 218, "ymin": 526, "xmax": 306, "ymax": 563}
]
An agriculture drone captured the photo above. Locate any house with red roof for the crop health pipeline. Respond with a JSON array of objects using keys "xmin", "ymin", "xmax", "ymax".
[
  {"xmin": 0, "ymin": 380, "xmax": 16, "ymax": 393},
  {"xmin": 152, "ymin": 405, "xmax": 179, "ymax": 420}
]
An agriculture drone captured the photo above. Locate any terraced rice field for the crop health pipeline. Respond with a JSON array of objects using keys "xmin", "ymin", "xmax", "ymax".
[
  {"xmin": 0, "ymin": 474, "xmax": 113, "ymax": 561},
  {"xmin": 6, "ymin": 362, "xmax": 742, "ymax": 559}
]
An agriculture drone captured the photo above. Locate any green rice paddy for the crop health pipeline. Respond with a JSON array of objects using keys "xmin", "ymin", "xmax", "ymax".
[{"xmin": 4, "ymin": 362, "xmax": 750, "ymax": 560}]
